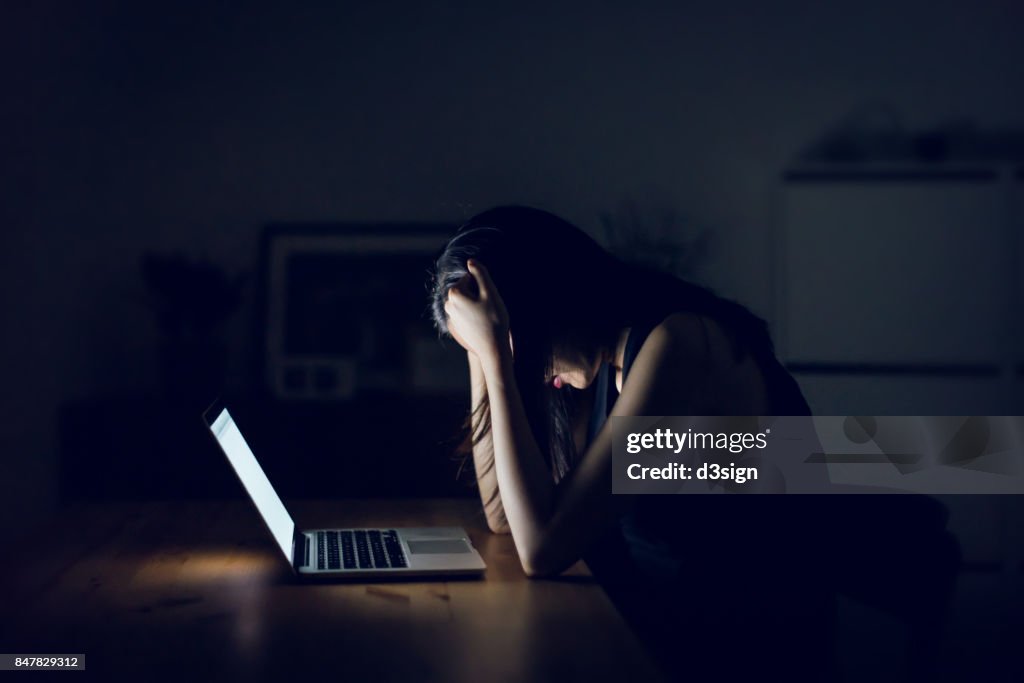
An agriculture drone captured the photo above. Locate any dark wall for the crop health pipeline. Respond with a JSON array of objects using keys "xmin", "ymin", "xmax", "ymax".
[{"xmin": 2, "ymin": 1, "xmax": 1023, "ymax": 536}]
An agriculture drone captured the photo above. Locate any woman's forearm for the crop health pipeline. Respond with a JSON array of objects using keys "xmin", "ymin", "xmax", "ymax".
[
  {"xmin": 468, "ymin": 352, "xmax": 510, "ymax": 533},
  {"xmin": 479, "ymin": 344, "xmax": 557, "ymax": 574}
]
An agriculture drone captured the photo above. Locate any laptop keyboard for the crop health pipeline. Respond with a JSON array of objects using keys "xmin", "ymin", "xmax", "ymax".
[{"xmin": 315, "ymin": 529, "xmax": 408, "ymax": 571}]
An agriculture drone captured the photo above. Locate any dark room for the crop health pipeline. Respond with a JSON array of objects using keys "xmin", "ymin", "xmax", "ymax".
[{"xmin": 2, "ymin": 1, "xmax": 1023, "ymax": 681}]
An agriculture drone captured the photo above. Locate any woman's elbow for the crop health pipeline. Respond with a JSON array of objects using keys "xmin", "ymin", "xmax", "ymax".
[
  {"xmin": 519, "ymin": 558, "xmax": 550, "ymax": 578},
  {"xmin": 519, "ymin": 547, "xmax": 571, "ymax": 578},
  {"xmin": 487, "ymin": 517, "xmax": 511, "ymax": 535}
]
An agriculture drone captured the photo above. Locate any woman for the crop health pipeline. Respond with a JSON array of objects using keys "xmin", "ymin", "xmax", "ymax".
[{"xmin": 429, "ymin": 206, "xmax": 957, "ymax": 681}]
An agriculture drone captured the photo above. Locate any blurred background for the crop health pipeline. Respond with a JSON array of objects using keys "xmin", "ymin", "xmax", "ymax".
[{"xmin": 2, "ymin": 1, "xmax": 1023, "ymax": 679}]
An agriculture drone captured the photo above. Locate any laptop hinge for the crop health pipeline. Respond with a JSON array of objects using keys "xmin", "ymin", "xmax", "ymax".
[{"xmin": 292, "ymin": 529, "xmax": 308, "ymax": 568}]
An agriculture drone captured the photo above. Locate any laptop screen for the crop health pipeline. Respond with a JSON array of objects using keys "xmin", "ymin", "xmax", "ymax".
[{"xmin": 208, "ymin": 406, "xmax": 295, "ymax": 562}]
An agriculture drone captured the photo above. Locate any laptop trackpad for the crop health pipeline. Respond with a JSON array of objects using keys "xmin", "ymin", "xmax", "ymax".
[{"xmin": 407, "ymin": 539, "xmax": 471, "ymax": 555}]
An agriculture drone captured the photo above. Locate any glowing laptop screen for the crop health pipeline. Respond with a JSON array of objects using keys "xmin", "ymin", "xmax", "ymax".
[{"xmin": 208, "ymin": 407, "xmax": 295, "ymax": 562}]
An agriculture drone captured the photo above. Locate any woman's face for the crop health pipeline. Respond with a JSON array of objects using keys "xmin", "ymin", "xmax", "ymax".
[{"xmin": 548, "ymin": 343, "xmax": 604, "ymax": 390}]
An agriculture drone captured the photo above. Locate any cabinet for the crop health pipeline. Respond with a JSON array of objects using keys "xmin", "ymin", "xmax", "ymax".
[
  {"xmin": 775, "ymin": 164, "xmax": 1024, "ymax": 568},
  {"xmin": 775, "ymin": 164, "xmax": 1023, "ymax": 416}
]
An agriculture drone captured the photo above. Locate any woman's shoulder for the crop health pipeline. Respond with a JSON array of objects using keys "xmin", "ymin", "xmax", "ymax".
[
  {"xmin": 653, "ymin": 311, "xmax": 715, "ymax": 346},
  {"xmin": 622, "ymin": 311, "xmax": 769, "ymax": 415},
  {"xmin": 637, "ymin": 311, "xmax": 734, "ymax": 366}
]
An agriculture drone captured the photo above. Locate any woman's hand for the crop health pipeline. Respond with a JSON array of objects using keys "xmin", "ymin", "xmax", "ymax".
[{"xmin": 444, "ymin": 260, "xmax": 511, "ymax": 365}]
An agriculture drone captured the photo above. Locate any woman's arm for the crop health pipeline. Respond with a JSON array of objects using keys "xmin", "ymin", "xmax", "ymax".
[
  {"xmin": 477, "ymin": 343, "xmax": 562, "ymax": 575},
  {"xmin": 486, "ymin": 316, "xmax": 714, "ymax": 576},
  {"xmin": 467, "ymin": 351, "xmax": 511, "ymax": 534},
  {"xmin": 445, "ymin": 261, "xmax": 711, "ymax": 577}
]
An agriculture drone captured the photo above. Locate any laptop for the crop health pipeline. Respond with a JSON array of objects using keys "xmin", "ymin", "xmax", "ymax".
[{"xmin": 202, "ymin": 399, "xmax": 486, "ymax": 579}]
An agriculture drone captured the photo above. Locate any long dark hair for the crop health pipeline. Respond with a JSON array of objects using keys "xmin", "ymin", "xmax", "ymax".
[{"xmin": 429, "ymin": 205, "xmax": 780, "ymax": 491}]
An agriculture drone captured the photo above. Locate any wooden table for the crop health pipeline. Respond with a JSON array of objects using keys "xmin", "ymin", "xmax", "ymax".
[{"xmin": 0, "ymin": 499, "xmax": 667, "ymax": 682}]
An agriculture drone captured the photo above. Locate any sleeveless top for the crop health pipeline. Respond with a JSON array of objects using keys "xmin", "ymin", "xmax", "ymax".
[
  {"xmin": 580, "ymin": 311, "xmax": 815, "ymax": 618},
  {"xmin": 580, "ymin": 311, "xmax": 957, "ymax": 655}
]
